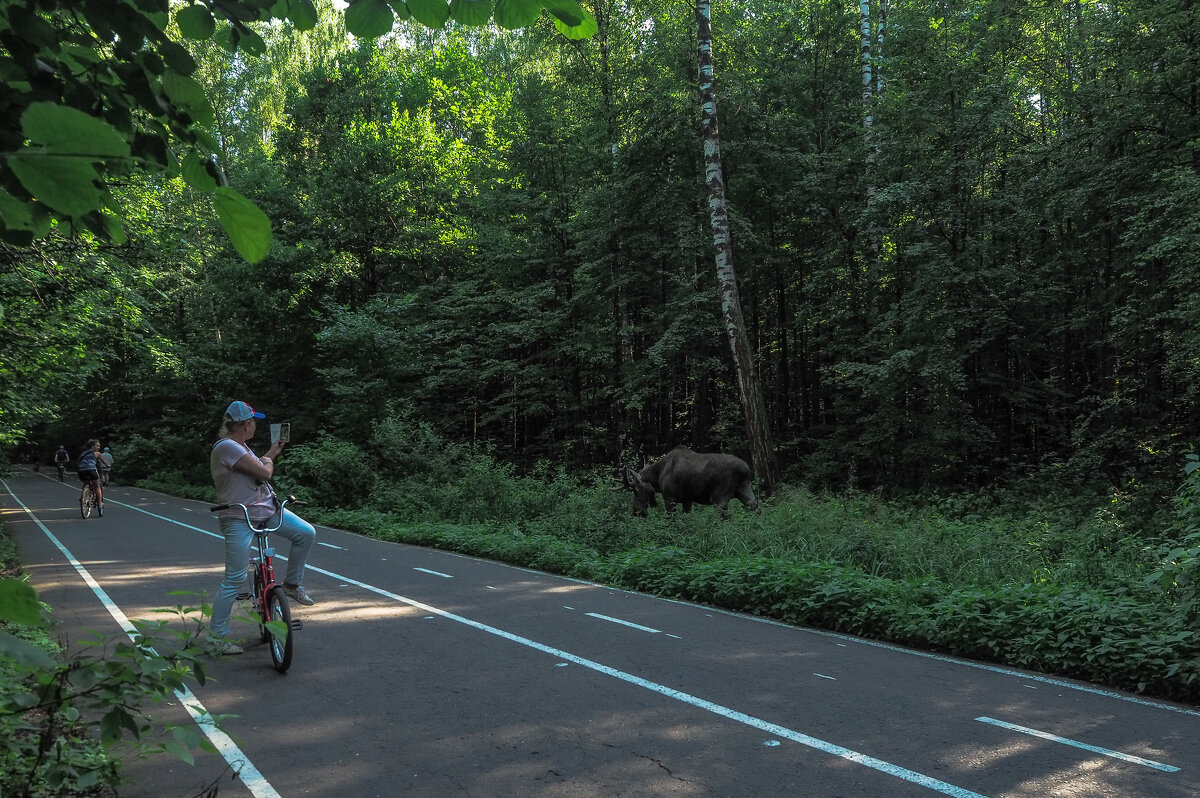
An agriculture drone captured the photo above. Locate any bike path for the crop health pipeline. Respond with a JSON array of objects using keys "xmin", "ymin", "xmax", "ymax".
[{"xmin": 3, "ymin": 469, "xmax": 1197, "ymax": 798}]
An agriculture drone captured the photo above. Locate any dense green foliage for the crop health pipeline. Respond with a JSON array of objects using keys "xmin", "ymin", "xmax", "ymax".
[
  {"xmin": 133, "ymin": 413, "xmax": 1199, "ymax": 703},
  {"xmin": 0, "ymin": 0, "xmax": 593, "ymax": 256},
  {"xmin": 5, "ymin": 0, "xmax": 1199, "ymax": 499},
  {"xmin": 3, "ymin": 0, "xmax": 1199, "ymax": 726}
]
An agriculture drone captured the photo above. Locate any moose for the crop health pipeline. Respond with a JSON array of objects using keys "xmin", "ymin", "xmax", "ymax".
[{"xmin": 615, "ymin": 446, "xmax": 759, "ymax": 516}]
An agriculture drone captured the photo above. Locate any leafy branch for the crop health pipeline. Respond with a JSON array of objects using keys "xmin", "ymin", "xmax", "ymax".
[
  {"xmin": 0, "ymin": 580, "xmax": 226, "ymax": 796},
  {"xmin": 0, "ymin": 0, "xmax": 595, "ymax": 261}
]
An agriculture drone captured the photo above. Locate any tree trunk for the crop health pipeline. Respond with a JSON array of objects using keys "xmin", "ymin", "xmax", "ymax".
[{"xmin": 696, "ymin": 0, "xmax": 776, "ymax": 493}]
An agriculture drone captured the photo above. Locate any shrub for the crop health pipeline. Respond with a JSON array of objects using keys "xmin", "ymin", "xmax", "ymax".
[
  {"xmin": 114, "ymin": 428, "xmax": 210, "ymax": 485},
  {"xmin": 1, "ymin": 560, "xmax": 216, "ymax": 797},
  {"xmin": 1147, "ymin": 452, "xmax": 1200, "ymax": 623},
  {"xmin": 278, "ymin": 436, "xmax": 375, "ymax": 508}
]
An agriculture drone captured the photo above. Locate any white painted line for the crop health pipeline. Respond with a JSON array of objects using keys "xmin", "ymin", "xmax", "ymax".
[
  {"xmin": 975, "ymin": 717, "xmax": 1180, "ymax": 772},
  {"xmin": 813, "ymin": 673, "xmax": 837, "ymax": 681},
  {"xmin": 586, "ymin": 612, "xmax": 660, "ymax": 634},
  {"xmin": 1, "ymin": 482, "xmax": 281, "ymax": 798},
  {"xmin": 90, "ymin": 491, "xmax": 1200, "ymax": 795},
  {"xmin": 47, "ymin": 494, "xmax": 1200, "ymax": 720},
  {"xmin": 316, "ymin": 541, "xmax": 345, "ymax": 549},
  {"xmin": 108, "ymin": 496, "xmax": 991, "ymax": 797},
  {"xmin": 414, "ymin": 567, "xmax": 453, "ymax": 578},
  {"xmin": 310, "ymin": 570, "xmax": 989, "ymax": 797}
]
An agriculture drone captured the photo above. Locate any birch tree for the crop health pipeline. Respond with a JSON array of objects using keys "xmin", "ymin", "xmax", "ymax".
[{"xmin": 696, "ymin": 0, "xmax": 776, "ymax": 492}]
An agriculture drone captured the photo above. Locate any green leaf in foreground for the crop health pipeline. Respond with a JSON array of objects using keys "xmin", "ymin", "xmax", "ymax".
[
  {"xmin": 541, "ymin": 0, "xmax": 584, "ymax": 27},
  {"xmin": 449, "ymin": 0, "xmax": 493, "ymax": 26},
  {"xmin": 213, "ymin": 187, "xmax": 271, "ymax": 263},
  {"xmin": 181, "ymin": 153, "xmax": 218, "ymax": 193},
  {"xmin": 288, "ymin": 0, "xmax": 320, "ymax": 30},
  {"xmin": 162, "ymin": 71, "xmax": 216, "ymax": 127},
  {"xmin": 494, "ymin": 0, "xmax": 541, "ymax": 29},
  {"xmin": 21, "ymin": 102, "xmax": 130, "ymax": 158},
  {"xmin": 0, "ymin": 578, "xmax": 41, "ymax": 625},
  {"xmin": 345, "ymin": 0, "xmax": 395, "ymax": 37},
  {"xmin": 407, "ymin": 0, "xmax": 451, "ymax": 27},
  {"xmin": 7, "ymin": 154, "xmax": 101, "ymax": 217},
  {"xmin": 175, "ymin": 5, "xmax": 216, "ymax": 40}
]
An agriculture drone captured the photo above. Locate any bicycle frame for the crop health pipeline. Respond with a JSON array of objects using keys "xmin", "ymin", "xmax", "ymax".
[
  {"xmin": 80, "ymin": 479, "xmax": 102, "ymax": 518},
  {"xmin": 210, "ymin": 487, "xmax": 304, "ymax": 673}
]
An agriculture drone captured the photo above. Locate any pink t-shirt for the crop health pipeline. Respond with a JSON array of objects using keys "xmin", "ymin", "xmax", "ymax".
[{"xmin": 210, "ymin": 439, "xmax": 275, "ymax": 521}]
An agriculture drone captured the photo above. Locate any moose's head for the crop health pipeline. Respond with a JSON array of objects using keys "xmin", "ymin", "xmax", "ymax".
[{"xmin": 614, "ymin": 465, "xmax": 658, "ymax": 516}]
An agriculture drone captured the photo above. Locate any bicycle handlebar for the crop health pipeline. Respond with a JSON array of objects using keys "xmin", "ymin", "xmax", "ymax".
[{"xmin": 210, "ymin": 491, "xmax": 306, "ymax": 531}]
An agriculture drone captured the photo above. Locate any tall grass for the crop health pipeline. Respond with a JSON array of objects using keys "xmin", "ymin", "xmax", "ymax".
[
  {"xmin": 141, "ymin": 411, "xmax": 1162, "ymax": 594},
  {"xmin": 127, "ymin": 415, "xmax": 1198, "ymax": 701}
]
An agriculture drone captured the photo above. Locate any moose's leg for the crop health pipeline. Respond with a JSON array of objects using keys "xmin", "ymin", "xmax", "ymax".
[{"xmin": 712, "ymin": 497, "xmax": 731, "ymax": 518}]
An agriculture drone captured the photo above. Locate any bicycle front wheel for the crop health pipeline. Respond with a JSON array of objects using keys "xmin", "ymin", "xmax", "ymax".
[
  {"xmin": 263, "ymin": 587, "xmax": 294, "ymax": 673},
  {"xmin": 80, "ymin": 487, "xmax": 93, "ymax": 519}
]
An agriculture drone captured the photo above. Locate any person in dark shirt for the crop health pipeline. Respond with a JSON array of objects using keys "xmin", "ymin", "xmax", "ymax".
[{"xmin": 77, "ymin": 439, "xmax": 103, "ymax": 508}]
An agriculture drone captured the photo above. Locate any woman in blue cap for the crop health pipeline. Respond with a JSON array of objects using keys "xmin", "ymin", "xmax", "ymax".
[{"xmin": 207, "ymin": 400, "xmax": 317, "ymax": 655}]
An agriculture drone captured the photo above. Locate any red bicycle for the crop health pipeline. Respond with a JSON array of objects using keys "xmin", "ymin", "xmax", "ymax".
[{"xmin": 210, "ymin": 489, "xmax": 305, "ymax": 672}]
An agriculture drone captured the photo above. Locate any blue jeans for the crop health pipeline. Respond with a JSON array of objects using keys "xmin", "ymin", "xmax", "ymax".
[{"xmin": 210, "ymin": 509, "xmax": 316, "ymax": 638}]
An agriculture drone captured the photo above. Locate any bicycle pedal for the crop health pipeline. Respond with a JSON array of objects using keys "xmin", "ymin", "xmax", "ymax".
[
  {"xmin": 290, "ymin": 619, "xmax": 304, "ymax": 631},
  {"xmin": 235, "ymin": 592, "xmax": 253, "ymax": 601}
]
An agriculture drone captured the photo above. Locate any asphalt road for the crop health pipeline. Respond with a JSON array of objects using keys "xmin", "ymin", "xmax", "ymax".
[{"xmin": 3, "ymin": 467, "xmax": 1197, "ymax": 798}]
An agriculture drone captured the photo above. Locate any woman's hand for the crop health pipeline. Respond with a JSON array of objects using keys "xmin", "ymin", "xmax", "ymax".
[{"xmin": 266, "ymin": 440, "xmax": 286, "ymax": 459}]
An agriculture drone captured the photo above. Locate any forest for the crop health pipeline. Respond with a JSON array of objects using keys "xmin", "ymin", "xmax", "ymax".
[
  {"xmin": 6, "ymin": 0, "xmax": 1200, "ymax": 498},
  {"xmin": 3, "ymin": 0, "xmax": 1200, "ymax": 710}
]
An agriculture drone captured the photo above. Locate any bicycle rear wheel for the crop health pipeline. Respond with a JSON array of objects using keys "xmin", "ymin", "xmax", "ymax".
[
  {"xmin": 80, "ymin": 486, "xmax": 94, "ymax": 519},
  {"xmin": 263, "ymin": 586, "xmax": 294, "ymax": 673}
]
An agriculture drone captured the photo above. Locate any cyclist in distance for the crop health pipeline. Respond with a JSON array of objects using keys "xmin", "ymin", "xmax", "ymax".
[
  {"xmin": 77, "ymin": 439, "xmax": 104, "ymax": 508},
  {"xmin": 54, "ymin": 444, "xmax": 69, "ymax": 478},
  {"xmin": 208, "ymin": 400, "xmax": 317, "ymax": 655}
]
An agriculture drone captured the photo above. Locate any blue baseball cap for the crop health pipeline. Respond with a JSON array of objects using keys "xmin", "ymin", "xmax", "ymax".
[{"xmin": 225, "ymin": 401, "xmax": 266, "ymax": 421}]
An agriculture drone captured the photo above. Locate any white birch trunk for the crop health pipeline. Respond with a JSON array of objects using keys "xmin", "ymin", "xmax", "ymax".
[{"xmin": 696, "ymin": 0, "xmax": 775, "ymax": 492}]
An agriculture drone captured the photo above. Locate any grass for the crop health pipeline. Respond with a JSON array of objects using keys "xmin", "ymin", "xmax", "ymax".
[{"xmin": 132, "ymin": 441, "xmax": 1197, "ymax": 704}]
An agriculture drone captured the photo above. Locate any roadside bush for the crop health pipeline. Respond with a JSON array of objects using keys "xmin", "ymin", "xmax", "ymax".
[
  {"xmin": 114, "ymin": 428, "xmax": 210, "ymax": 486},
  {"xmin": 143, "ymin": 428, "xmax": 1200, "ymax": 704},
  {"xmin": 1148, "ymin": 452, "xmax": 1200, "ymax": 624},
  {"xmin": 1, "ymin": 521, "xmax": 216, "ymax": 797},
  {"xmin": 370, "ymin": 411, "xmax": 476, "ymax": 486},
  {"xmin": 278, "ymin": 435, "xmax": 375, "ymax": 508}
]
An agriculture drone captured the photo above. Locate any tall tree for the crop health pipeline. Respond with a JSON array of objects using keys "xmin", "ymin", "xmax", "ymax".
[{"xmin": 696, "ymin": 0, "xmax": 776, "ymax": 492}]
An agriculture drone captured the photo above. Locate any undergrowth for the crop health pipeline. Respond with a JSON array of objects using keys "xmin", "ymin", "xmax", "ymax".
[
  {"xmin": 0, "ymin": 515, "xmax": 220, "ymax": 798},
  {"xmin": 130, "ymin": 415, "xmax": 1200, "ymax": 704}
]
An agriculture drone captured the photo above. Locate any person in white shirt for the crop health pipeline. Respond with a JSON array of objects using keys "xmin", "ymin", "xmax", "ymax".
[{"xmin": 207, "ymin": 400, "xmax": 316, "ymax": 654}]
